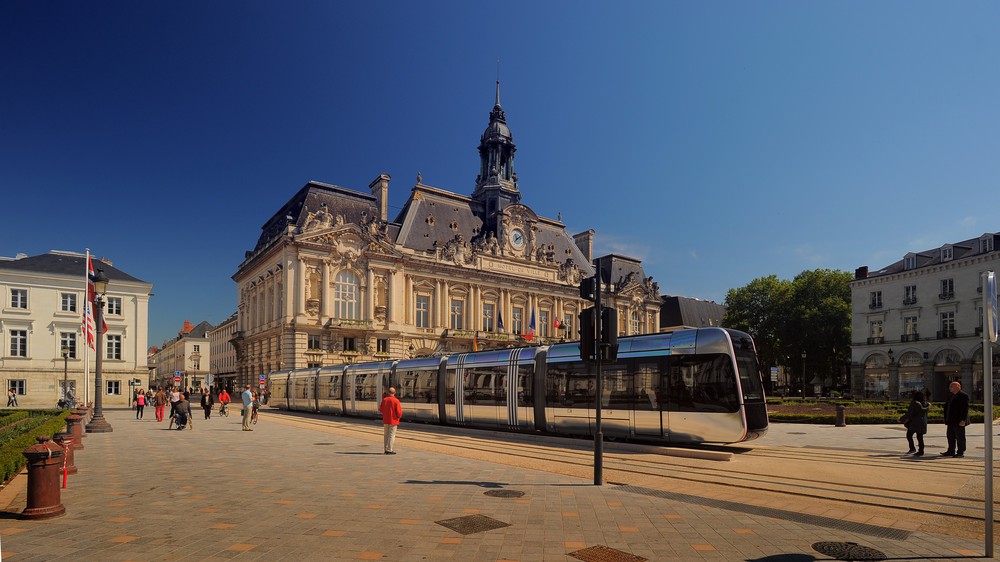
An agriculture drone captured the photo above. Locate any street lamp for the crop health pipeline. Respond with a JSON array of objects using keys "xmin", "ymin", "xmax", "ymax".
[
  {"xmin": 87, "ymin": 268, "xmax": 113, "ymax": 433},
  {"xmin": 801, "ymin": 351, "xmax": 807, "ymax": 398},
  {"xmin": 61, "ymin": 346, "xmax": 69, "ymax": 409}
]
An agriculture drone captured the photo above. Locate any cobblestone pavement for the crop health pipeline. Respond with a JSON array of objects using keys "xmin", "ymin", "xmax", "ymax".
[{"xmin": 0, "ymin": 409, "xmax": 994, "ymax": 561}]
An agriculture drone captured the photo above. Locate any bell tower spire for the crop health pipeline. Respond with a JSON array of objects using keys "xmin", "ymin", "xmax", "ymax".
[{"xmin": 473, "ymin": 79, "xmax": 520, "ymax": 214}]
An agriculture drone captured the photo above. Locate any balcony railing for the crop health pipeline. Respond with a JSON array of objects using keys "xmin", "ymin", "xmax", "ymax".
[
  {"xmin": 937, "ymin": 329, "xmax": 957, "ymax": 339},
  {"xmin": 868, "ymin": 302, "xmax": 883, "ymax": 310},
  {"xmin": 901, "ymin": 333, "xmax": 920, "ymax": 342},
  {"xmin": 902, "ymin": 297, "xmax": 917, "ymax": 305},
  {"xmin": 939, "ymin": 292, "xmax": 955, "ymax": 300},
  {"xmin": 866, "ymin": 336, "xmax": 884, "ymax": 345}
]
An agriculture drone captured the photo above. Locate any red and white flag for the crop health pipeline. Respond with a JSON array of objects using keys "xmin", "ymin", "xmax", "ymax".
[{"xmin": 83, "ymin": 253, "xmax": 97, "ymax": 350}]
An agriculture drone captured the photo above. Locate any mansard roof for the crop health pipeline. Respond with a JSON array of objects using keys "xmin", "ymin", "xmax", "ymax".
[
  {"xmin": 864, "ymin": 231, "xmax": 999, "ymax": 278},
  {"xmin": 660, "ymin": 295, "xmax": 726, "ymax": 330},
  {"xmin": 0, "ymin": 251, "xmax": 149, "ymax": 285}
]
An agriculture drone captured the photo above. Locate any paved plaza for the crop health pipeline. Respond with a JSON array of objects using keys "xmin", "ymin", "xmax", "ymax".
[{"xmin": 0, "ymin": 408, "xmax": 995, "ymax": 561}]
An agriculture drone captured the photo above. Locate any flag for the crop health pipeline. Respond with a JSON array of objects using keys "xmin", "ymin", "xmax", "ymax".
[
  {"xmin": 472, "ymin": 331, "xmax": 479, "ymax": 352},
  {"xmin": 553, "ymin": 318, "xmax": 562, "ymax": 330},
  {"xmin": 524, "ymin": 309, "xmax": 536, "ymax": 341},
  {"xmin": 86, "ymin": 253, "xmax": 108, "ymax": 337},
  {"xmin": 497, "ymin": 310, "xmax": 504, "ymax": 332}
]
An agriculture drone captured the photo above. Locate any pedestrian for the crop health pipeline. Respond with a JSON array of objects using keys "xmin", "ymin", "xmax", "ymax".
[
  {"xmin": 379, "ymin": 386, "xmax": 402, "ymax": 455},
  {"xmin": 154, "ymin": 387, "xmax": 168, "ymax": 422},
  {"xmin": 218, "ymin": 387, "xmax": 231, "ymax": 416},
  {"xmin": 135, "ymin": 389, "xmax": 146, "ymax": 420},
  {"xmin": 169, "ymin": 387, "xmax": 181, "ymax": 420},
  {"xmin": 941, "ymin": 381, "xmax": 970, "ymax": 457},
  {"xmin": 200, "ymin": 388, "xmax": 214, "ymax": 420},
  {"xmin": 7, "ymin": 388, "xmax": 17, "ymax": 407},
  {"xmin": 171, "ymin": 393, "xmax": 193, "ymax": 430},
  {"xmin": 902, "ymin": 390, "xmax": 928, "ymax": 456},
  {"xmin": 251, "ymin": 390, "xmax": 260, "ymax": 425},
  {"xmin": 241, "ymin": 384, "xmax": 254, "ymax": 431}
]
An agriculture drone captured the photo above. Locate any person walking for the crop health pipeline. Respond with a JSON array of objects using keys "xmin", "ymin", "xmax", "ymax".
[
  {"xmin": 154, "ymin": 387, "xmax": 168, "ymax": 422},
  {"xmin": 902, "ymin": 390, "xmax": 929, "ymax": 456},
  {"xmin": 241, "ymin": 384, "xmax": 254, "ymax": 431},
  {"xmin": 135, "ymin": 389, "xmax": 146, "ymax": 420},
  {"xmin": 200, "ymin": 388, "xmax": 214, "ymax": 420},
  {"xmin": 7, "ymin": 388, "xmax": 17, "ymax": 407},
  {"xmin": 941, "ymin": 380, "xmax": 970, "ymax": 457},
  {"xmin": 169, "ymin": 388, "xmax": 181, "ymax": 420},
  {"xmin": 379, "ymin": 386, "xmax": 402, "ymax": 455}
]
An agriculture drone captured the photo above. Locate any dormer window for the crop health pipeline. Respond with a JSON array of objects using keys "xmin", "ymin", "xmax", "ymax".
[
  {"xmin": 983, "ymin": 236, "xmax": 995, "ymax": 253},
  {"xmin": 941, "ymin": 245, "xmax": 953, "ymax": 261},
  {"xmin": 903, "ymin": 254, "xmax": 916, "ymax": 270}
]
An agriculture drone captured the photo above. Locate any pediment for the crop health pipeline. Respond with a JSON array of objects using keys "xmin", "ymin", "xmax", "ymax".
[{"xmin": 296, "ymin": 223, "xmax": 402, "ymax": 259}]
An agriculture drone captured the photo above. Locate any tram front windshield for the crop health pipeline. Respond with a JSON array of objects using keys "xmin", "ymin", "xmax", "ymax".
[{"xmin": 735, "ymin": 349, "xmax": 765, "ymax": 402}]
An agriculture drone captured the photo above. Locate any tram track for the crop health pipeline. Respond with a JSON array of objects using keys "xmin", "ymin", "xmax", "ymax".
[{"xmin": 263, "ymin": 410, "xmax": 998, "ymax": 536}]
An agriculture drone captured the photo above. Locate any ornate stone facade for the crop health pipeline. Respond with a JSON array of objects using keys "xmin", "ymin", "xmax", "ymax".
[{"xmin": 231, "ymin": 86, "xmax": 661, "ymax": 385}]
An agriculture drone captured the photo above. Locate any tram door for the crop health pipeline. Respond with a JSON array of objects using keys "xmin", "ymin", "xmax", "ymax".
[{"xmin": 633, "ymin": 360, "xmax": 665, "ymax": 438}]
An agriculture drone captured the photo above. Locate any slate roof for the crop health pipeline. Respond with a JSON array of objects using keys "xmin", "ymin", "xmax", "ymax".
[
  {"xmin": 863, "ymin": 231, "xmax": 999, "ymax": 278},
  {"xmin": 660, "ymin": 295, "xmax": 726, "ymax": 329},
  {"xmin": 0, "ymin": 251, "xmax": 149, "ymax": 284}
]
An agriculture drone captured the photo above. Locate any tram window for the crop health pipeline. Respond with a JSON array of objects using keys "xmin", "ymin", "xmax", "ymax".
[
  {"xmin": 734, "ymin": 350, "xmax": 764, "ymax": 401},
  {"xmin": 496, "ymin": 373, "xmax": 507, "ymax": 405},
  {"xmin": 445, "ymin": 368, "xmax": 457, "ymax": 404},
  {"xmin": 604, "ymin": 365, "xmax": 629, "ymax": 409},
  {"xmin": 517, "ymin": 366, "xmax": 532, "ymax": 407},
  {"xmin": 410, "ymin": 370, "xmax": 437, "ymax": 403},
  {"xmin": 545, "ymin": 360, "xmax": 593, "ymax": 407},
  {"xmin": 467, "ymin": 366, "xmax": 504, "ymax": 405},
  {"xmin": 328, "ymin": 376, "xmax": 341, "ymax": 399},
  {"xmin": 665, "ymin": 354, "xmax": 739, "ymax": 413},
  {"xmin": 633, "ymin": 361, "xmax": 661, "ymax": 411}
]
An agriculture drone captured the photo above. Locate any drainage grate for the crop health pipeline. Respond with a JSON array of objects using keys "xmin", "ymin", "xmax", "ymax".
[
  {"xmin": 615, "ymin": 485, "xmax": 910, "ymax": 541},
  {"xmin": 569, "ymin": 545, "xmax": 648, "ymax": 562},
  {"xmin": 484, "ymin": 489, "xmax": 525, "ymax": 498},
  {"xmin": 813, "ymin": 541, "xmax": 887, "ymax": 560},
  {"xmin": 435, "ymin": 514, "xmax": 511, "ymax": 535}
]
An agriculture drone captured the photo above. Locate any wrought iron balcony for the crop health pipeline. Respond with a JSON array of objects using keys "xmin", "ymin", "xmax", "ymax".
[
  {"xmin": 902, "ymin": 297, "xmax": 917, "ymax": 306},
  {"xmin": 936, "ymin": 329, "xmax": 957, "ymax": 339},
  {"xmin": 938, "ymin": 292, "xmax": 955, "ymax": 300},
  {"xmin": 866, "ymin": 337, "xmax": 884, "ymax": 345},
  {"xmin": 868, "ymin": 302, "xmax": 883, "ymax": 310},
  {"xmin": 901, "ymin": 333, "xmax": 920, "ymax": 342}
]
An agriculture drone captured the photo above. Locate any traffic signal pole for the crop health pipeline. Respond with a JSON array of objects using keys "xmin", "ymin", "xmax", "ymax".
[{"xmin": 594, "ymin": 274, "xmax": 604, "ymax": 486}]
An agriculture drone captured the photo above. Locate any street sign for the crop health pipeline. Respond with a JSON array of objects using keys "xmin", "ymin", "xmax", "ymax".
[
  {"xmin": 173, "ymin": 375, "xmax": 181, "ymax": 384},
  {"xmin": 988, "ymin": 271, "xmax": 998, "ymax": 343},
  {"xmin": 770, "ymin": 367, "xmax": 778, "ymax": 382},
  {"xmin": 259, "ymin": 374, "xmax": 266, "ymax": 388}
]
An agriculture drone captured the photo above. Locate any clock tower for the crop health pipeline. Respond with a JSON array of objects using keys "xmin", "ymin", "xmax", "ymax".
[{"xmin": 472, "ymin": 80, "xmax": 521, "ymax": 220}]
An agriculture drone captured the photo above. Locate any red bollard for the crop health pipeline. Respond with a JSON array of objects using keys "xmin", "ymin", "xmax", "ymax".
[
  {"xmin": 20, "ymin": 436, "xmax": 66, "ymax": 520},
  {"xmin": 65, "ymin": 414, "xmax": 84, "ymax": 450},
  {"xmin": 53, "ymin": 431, "xmax": 77, "ymax": 477},
  {"xmin": 74, "ymin": 407, "xmax": 90, "ymax": 428}
]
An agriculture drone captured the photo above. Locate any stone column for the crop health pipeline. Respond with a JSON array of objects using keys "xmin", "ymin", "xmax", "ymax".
[
  {"xmin": 923, "ymin": 361, "xmax": 936, "ymax": 400},
  {"xmin": 433, "ymin": 280, "xmax": 442, "ymax": 328},
  {"xmin": 321, "ymin": 261, "xmax": 331, "ymax": 325},
  {"xmin": 367, "ymin": 268, "xmax": 376, "ymax": 322},
  {"xmin": 850, "ymin": 363, "xmax": 865, "ymax": 398},
  {"xmin": 888, "ymin": 361, "xmax": 900, "ymax": 400},
  {"xmin": 296, "ymin": 257, "xmax": 307, "ymax": 319}
]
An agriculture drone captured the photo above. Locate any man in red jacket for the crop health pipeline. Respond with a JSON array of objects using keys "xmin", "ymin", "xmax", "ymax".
[{"xmin": 379, "ymin": 387, "xmax": 402, "ymax": 455}]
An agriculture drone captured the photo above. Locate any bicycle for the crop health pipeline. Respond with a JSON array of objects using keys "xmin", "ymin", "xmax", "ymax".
[
  {"xmin": 251, "ymin": 404, "xmax": 259, "ymax": 425},
  {"xmin": 219, "ymin": 402, "xmax": 229, "ymax": 417}
]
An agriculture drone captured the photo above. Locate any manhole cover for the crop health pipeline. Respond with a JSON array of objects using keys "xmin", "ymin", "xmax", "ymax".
[
  {"xmin": 435, "ymin": 514, "xmax": 510, "ymax": 535},
  {"xmin": 812, "ymin": 541, "xmax": 887, "ymax": 560},
  {"xmin": 484, "ymin": 489, "xmax": 525, "ymax": 498},
  {"xmin": 569, "ymin": 545, "xmax": 648, "ymax": 562}
]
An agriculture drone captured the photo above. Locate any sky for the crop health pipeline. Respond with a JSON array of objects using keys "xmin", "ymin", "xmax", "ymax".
[{"xmin": 2, "ymin": 2, "xmax": 998, "ymax": 348}]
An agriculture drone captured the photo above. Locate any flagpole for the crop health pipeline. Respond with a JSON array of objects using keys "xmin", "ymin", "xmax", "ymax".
[{"xmin": 84, "ymin": 249, "xmax": 91, "ymax": 406}]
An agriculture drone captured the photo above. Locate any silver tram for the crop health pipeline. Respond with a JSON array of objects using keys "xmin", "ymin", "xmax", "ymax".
[{"xmin": 269, "ymin": 327, "xmax": 768, "ymax": 444}]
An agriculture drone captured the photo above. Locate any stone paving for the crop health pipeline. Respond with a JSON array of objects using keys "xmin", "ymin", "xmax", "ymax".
[{"xmin": 0, "ymin": 409, "xmax": 994, "ymax": 561}]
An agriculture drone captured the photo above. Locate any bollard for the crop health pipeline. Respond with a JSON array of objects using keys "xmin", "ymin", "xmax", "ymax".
[
  {"xmin": 53, "ymin": 431, "xmax": 77, "ymax": 476},
  {"xmin": 65, "ymin": 414, "xmax": 85, "ymax": 450},
  {"xmin": 835, "ymin": 404, "xmax": 846, "ymax": 427},
  {"xmin": 74, "ymin": 407, "xmax": 90, "ymax": 427},
  {"xmin": 20, "ymin": 436, "xmax": 66, "ymax": 520}
]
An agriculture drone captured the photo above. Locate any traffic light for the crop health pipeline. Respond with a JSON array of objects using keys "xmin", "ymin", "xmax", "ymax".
[
  {"xmin": 580, "ymin": 275, "xmax": 597, "ymax": 302},
  {"xmin": 579, "ymin": 307, "xmax": 596, "ymax": 361},
  {"xmin": 601, "ymin": 306, "xmax": 619, "ymax": 361}
]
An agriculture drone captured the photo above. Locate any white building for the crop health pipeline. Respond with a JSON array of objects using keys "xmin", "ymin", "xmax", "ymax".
[
  {"xmin": 850, "ymin": 232, "xmax": 999, "ymax": 401},
  {"xmin": 150, "ymin": 320, "xmax": 213, "ymax": 391},
  {"xmin": 208, "ymin": 312, "xmax": 238, "ymax": 392},
  {"xmin": 0, "ymin": 251, "xmax": 152, "ymax": 406}
]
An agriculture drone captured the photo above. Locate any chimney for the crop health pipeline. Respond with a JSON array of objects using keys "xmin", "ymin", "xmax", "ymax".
[
  {"xmin": 855, "ymin": 266, "xmax": 868, "ymax": 280},
  {"xmin": 573, "ymin": 230, "xmax": 595, "ymax": 263},
  {"xmin": 369, "ymin": 173, "xmax": 391, "ymax": 222},
  {"xmin": 182, "ymin": 320, "xmax": 194, "ymax": 334}
]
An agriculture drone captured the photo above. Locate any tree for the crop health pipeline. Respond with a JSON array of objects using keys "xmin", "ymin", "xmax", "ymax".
[{"xmin": 723, "ymin": 269, "xmax": 852, "ymax": 396}]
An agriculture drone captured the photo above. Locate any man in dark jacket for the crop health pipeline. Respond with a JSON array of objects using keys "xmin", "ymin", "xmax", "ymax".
[{"xmin": 942, "ymin": 380, "xmax": 970, "ymax": 457}]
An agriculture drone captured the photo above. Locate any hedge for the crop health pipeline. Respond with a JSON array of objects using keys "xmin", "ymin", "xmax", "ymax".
[
  {"xmin": 0, "ymin": 411, "xmax": 70, "ymax": 484},
  {"xmin": 0, "ymin": 411, "xmax": 29, "ymax": 429}
]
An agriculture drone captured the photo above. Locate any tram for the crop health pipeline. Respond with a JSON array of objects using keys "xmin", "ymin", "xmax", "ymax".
[{"xmin": 269, "ymin": 327, "xmax": 768, "ymax": 444}]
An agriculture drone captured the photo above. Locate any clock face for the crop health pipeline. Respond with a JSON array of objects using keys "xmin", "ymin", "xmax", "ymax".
[{"xmin": 510, "ymin": 228, "xmax": 525, "ymax": 249}]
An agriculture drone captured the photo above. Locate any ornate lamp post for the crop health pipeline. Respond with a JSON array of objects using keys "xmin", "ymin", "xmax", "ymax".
[
  {"xmin": 61, "ymin": 346, "xmax": 69, "ymax": 408},
  {"xmin": 87, "ymin": 269, "xmax": 113, "ymax": 433}
]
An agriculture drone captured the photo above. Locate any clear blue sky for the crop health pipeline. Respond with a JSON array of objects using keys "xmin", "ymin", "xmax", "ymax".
[{"xmin": 2, "ymin": 2, "xmax": 997, "ymax": 348}]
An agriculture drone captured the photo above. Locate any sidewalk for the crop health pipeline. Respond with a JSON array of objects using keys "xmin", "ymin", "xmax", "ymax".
[{"xmin": 0, "ymin": 410, "xmax": 993, "ymax": 561}]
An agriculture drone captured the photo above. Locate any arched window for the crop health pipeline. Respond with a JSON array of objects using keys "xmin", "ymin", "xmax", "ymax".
[{"xmin": 334, "ymin": 270, "xmax": 360, "ymax": 320}]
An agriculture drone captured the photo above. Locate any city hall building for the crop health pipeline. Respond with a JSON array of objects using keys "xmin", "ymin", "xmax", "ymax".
[
  {"xmin": 231, "ymin": 86, "xmax": 662, "ymax": 384},
  {"xmin": 850, "ymin": 232, "xmax": 999, "ymax": 401}
]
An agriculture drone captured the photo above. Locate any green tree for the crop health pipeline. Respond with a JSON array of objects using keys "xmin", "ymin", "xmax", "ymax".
[{"xmin": 723, "ymin": 269, "xmax": 852, "ymax": 396}]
